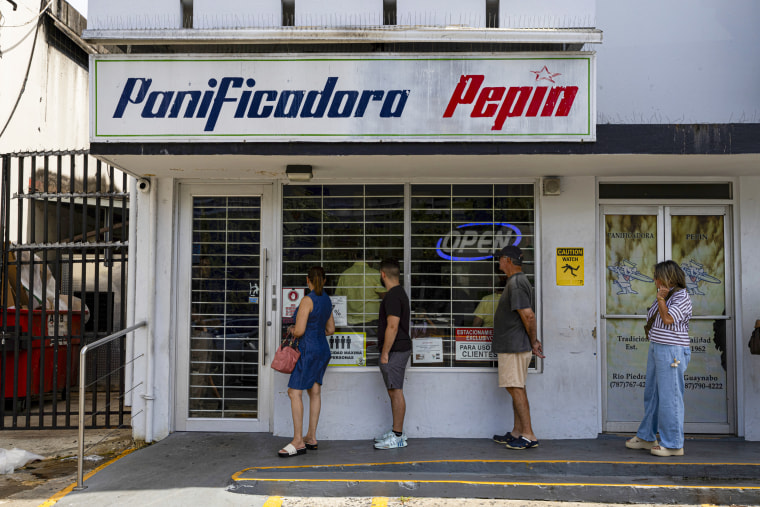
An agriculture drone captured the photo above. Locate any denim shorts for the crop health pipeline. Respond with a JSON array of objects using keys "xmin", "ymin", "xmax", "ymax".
[{"xmin": 379, "ymin": 349, "xmax": 411, "ymax": 390}]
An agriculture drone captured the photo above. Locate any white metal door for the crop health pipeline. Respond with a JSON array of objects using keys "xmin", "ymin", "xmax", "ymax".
[
  {"xmin": 601, "ymin": 205, "xmax": 734, "ymax": 434},
  {"xmin": 176, "ymin": 184, "xmax": 275, "ymax": 432}
]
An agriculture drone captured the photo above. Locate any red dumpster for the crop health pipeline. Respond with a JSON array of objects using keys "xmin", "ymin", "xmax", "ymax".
[{"xmin": 2, "ymin": 309, "xmax": 82, "ymax": 399}]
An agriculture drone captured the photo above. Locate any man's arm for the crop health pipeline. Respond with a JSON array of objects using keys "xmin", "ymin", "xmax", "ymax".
[
  {"xmin": 516, "ymin": 308, "xmax": 545, "ymax": 358},
  {"xmin": 380, "ymin": 315, "xmax": 400, "ymax": 364}
]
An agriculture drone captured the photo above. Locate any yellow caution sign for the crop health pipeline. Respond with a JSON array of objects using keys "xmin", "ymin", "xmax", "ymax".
[{"xmin": 557, "ymin": 247, "xmax": 584, "ymax": 286}]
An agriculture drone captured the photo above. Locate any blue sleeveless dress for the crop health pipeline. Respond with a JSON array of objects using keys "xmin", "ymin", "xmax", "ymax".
[{"xmin": 288, "ymin": 291, "xmax": 333, "ymax": 390}]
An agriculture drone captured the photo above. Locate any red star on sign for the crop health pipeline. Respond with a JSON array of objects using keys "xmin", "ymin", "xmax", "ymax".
[{"xmin": 530, "ymin": 66, "xmax": 562, "ymax": 83}]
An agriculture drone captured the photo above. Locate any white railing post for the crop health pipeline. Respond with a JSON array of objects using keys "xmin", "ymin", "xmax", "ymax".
[{"xmin": 75, "ymin": 321, "xmax": 147, "ymax": 491}]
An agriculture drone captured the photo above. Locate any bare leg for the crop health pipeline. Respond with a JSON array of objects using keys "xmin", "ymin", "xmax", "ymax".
[
  {"xmin": 388, "ymin": 388, "xmax": 406, "ymax": 433},
  {"xmin": 304, "ymin": 382, "xmax": 322, "ymax": 445},
  {"xmin": 287, "ymin": 388, "xmax": 305, "ymax": 449},
  {"xmin": 506, "ymin": 386, "xmax": 537, "ymax": 441}
]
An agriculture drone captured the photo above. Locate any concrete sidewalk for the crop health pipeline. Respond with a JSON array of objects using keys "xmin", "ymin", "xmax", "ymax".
[
  {"xmin": 0, "ymin": 428, "xmax": 134, "ymax": 506},
  {"xmin": 47, "ymin": 433, "xmax": 760, "ymax": 506}
]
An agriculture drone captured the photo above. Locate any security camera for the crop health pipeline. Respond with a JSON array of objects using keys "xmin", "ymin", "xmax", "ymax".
[{"xmin": 136, "ymin": 178, "xmax": 151, "ymax": 193}]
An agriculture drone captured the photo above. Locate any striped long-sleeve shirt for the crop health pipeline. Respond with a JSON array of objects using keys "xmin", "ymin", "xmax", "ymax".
[{"xmin": 647, "ymin": 288, "xmax": 692, "ymax": 346}]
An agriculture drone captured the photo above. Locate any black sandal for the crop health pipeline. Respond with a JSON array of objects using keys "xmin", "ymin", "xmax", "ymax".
[{"xmin": 305, "ymin": 442, "xmax": 318, "ymax": 450}]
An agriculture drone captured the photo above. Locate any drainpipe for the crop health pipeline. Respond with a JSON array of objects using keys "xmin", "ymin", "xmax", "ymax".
[
  {"xmin": 125, "ymin": 177, "xmax": 137, "ymax": 406},
  {"xmin": 142, "ymin": 177, "xmax": 157, "ymax": 443}
]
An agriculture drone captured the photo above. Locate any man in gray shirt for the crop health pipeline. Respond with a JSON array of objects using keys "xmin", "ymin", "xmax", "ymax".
[{"xmin": 492, "ymin": 246, "xmax": 545, "ymax": 450}]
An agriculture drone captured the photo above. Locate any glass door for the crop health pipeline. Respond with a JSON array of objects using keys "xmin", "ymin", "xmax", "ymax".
[
  {"xmin": 601, "ymin": 205, "xmax": 734, "ymax": 434},
  {"xmin": 176, "ymin": 184, "xmax": 274, "ymax": 431}
]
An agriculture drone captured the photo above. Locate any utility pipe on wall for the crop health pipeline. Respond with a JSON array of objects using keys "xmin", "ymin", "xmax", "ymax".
[
  {"xmin": 125, "ymin": 177, "xmax": 137, "ymax": 406},
  {"xmin": 142, "ymin": 177, "xmax": 157, "ymax": 442}
]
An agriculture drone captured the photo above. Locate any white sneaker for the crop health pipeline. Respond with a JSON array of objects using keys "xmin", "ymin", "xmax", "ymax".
[
  {"xmin": 374, "ymin": 429, "xmax": 394, "ymax": 442},
  {"xmin": 374, "ymin": 433, "xmax": 408, "ymax": 449},
  {"xmin": 374, "ymin": 430, "xmax": 407, "ymax": 442}
]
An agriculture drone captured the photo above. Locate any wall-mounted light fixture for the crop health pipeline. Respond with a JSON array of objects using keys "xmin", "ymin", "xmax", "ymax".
[{"xmin": 286, "ymin": 165, "xmax": 313, "ymax": 181}]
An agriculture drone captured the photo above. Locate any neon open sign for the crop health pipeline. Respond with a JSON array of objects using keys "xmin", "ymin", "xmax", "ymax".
[{"xmin": 435, "ymin": 223, "xmax": 522, "ymax": 261}]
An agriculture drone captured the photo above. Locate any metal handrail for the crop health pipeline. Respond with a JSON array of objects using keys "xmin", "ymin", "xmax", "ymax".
[{"xmin": 76, "ymin": 321, "xmax": 147, "ymax": 490}]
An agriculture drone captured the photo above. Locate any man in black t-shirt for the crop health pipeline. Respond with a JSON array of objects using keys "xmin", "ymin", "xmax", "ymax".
[{"xmin": 373, "ymin": 258, "xmax": 411, "ymax": 450}]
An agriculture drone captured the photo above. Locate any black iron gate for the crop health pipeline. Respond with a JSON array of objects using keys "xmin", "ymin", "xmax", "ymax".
[{"xmin": 1, "ymin": 150, "xmax": 130, "ymax": 429}]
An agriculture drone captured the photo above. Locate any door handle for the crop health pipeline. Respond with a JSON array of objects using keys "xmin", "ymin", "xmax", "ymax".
[{"xmin": 262, "ymin": 248, "xmax": 268, "ymax": 365}]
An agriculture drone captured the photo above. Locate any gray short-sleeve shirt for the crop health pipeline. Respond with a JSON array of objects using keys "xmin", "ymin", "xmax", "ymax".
[{"xmin": 492, "ymin": 272, "xmax": 533, "ymax": 354}]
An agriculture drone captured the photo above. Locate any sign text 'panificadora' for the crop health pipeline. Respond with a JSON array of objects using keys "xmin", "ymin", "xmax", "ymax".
[{"xmin": 113, "ymin": 76, "xmax": 411, "ymax": 132}]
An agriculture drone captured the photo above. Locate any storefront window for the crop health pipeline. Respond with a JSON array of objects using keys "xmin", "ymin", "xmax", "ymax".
[
  {"xmin": 282, "ymin": 185, "xmax": 404, "ymax": 366},
  {"xmin": 281, "ymin": 183, "xmax": 536, "ymax": 368},
  {"xmin": 410, "ymin": 184, "xmax": 535, "ymax": 367}
]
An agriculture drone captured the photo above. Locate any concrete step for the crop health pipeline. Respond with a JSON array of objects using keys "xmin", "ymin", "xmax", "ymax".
[
  {"xmin": 230, "ymin": 461, "xmax": 760, "ymax": 504},
  {"xmin": 229, "ymin": 439, "xmax": 760, "ymax": 505}
]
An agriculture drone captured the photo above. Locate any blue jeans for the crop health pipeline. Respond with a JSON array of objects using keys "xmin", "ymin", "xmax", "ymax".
[{"xmin": 636, "ymin": 342, "xmax": 691, "ymax": 449}]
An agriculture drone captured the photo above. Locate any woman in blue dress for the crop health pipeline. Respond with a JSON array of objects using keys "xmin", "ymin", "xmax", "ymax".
[{"xmin": 278, "ymin": 266, "xmax": 335, "ymax": 458}]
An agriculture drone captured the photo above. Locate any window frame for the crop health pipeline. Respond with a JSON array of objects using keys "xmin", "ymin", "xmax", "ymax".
[{"xmin": 280, "ymin": 180, "xmax": 543, "ymax": 372}]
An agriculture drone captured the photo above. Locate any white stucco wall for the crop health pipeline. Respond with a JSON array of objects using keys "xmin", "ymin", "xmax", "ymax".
[
  {"xmin": 88, "ymin": 0, "xmax": 181, "ymax": 29},
  {"xmin": 596, "ymin": 0, "xmax": 760, "ymax": 124},
  {"xmin": 131, "ymin": 176, "xmax": 176, "ymax": 442},
  {"xmin": 499, "ymin": 0, "xmax": 595, "ymax": 28},
  {"xmin": 534, "ymin": 176, "xmax": 599, "ymax": 437},
  {"xmin": 737, "ymin": 176, "xmax": 760, "ymax": 441},
  {"xmin": 295, "ymin": 0, "xmax": 383, "ymax": 27},
  {"xmin": 0, "ymin": 0, "xmax": 89, "ymax": 153},
  {"xmin": 193, "ymin": 0, "xmax": 281, "ymax": 29}
]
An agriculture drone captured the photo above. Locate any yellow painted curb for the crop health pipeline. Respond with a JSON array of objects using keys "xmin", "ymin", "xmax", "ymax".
[
  {"xmin": 233, "ymin": 457, "xmax": 760, "ymax": 473},
  {"xmin": 39, "ymin": 447, "xmax": 138, "ymax": 507},
  {"xmin": 263, "ymin": 496, "xmax": 284, "ymax": 507},
  {"xmin": 231, "ymin": 459, "xmax": 760, "ymax": 491}
]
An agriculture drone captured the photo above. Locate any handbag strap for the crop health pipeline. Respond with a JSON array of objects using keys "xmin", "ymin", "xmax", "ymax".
[
  {"xmin": 284, "ymin": 330, "xmax": 299, "ymax": 348},
  {"xmin": 645, "ymin": 288, "xmax": 674, "ymax": 337}
]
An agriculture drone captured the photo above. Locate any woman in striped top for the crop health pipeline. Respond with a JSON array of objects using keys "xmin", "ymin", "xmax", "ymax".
[{"xmin": 625, "ymin": 260, "xmax": 693, "ymax": 457}]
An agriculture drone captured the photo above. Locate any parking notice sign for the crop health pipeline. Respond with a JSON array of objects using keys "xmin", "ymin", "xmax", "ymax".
[
  {"xmin": 556, "ymin": 247, "xmax": 584, "ymax": 286},
  {"xmin": 455, "ymin": 328, "xmax": 495, "ymax": 361}
]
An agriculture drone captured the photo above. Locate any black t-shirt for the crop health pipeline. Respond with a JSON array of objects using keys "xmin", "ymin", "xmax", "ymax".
[{"xmin": 378, "ymin": 285, "xmax": 411, "ymax": 352}]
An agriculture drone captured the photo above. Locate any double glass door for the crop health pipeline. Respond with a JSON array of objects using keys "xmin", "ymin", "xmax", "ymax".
[
  {"xmin": 602, "ymin": 205, "xmax": 734, "ymax": 434},
  {"xmin": 176, "ymin": 184, "xmax": 274, "ymax": 431}
]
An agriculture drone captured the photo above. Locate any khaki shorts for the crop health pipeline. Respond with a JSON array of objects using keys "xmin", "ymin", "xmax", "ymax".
[{"xmin": 497, "ymin": 351, "xmax": 533, "ymax": 388}]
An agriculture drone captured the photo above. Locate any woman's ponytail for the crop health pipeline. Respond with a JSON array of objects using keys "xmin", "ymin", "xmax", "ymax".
[{"xmin": 308, "ymin": 266, "xmax": 326, "ymax": 295}]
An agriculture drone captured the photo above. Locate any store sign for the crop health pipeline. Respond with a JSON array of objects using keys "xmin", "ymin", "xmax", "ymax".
[
  {"xmin": 436, "ymin": 222, "xmax": 521, "ymax": 261},
  {"xmin": 281, "ymin": 288, "xmax": 305, "ymax": 324},
  {"xmin": 556, "ymin": 247, "xmax": 584, "ymax": 286},
  {"xmin": 455, "ymin": 328, "xmax": 496, "ymax": 361},
  {"xmin": 412, "ymin": 337, "xmax": 443, "ymax": 364},
  {"xmin": 328, "ymin": 332, "xmax": 366, "ymax": 367},
  {"xmin": 91, "ymin": 53, "xmax": 595, "ymax": 142},
  {"xmin": 329, "ymin": 295, "xmax": 348, "ymax": 327}
]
